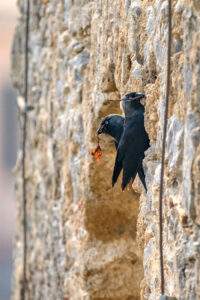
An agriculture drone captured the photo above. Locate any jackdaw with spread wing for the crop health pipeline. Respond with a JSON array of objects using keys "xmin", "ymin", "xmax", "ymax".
[{"xmin": 112, "ymin": 92, "xmax": 150, "ymax": 190}]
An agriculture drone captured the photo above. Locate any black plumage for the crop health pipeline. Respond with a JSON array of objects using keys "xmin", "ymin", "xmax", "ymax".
[
  {"xmin": 112, "ymin": 92, "xmax": 150, "ymax": 191},
  {"xmin": 96, "ymin": 111, "xmax": 148, "ymax": 191}
]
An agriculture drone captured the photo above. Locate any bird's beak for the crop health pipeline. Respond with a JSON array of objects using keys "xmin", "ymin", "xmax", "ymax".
[
  {"xmin": 96, "ymin": 126, "xmax": 103, "ymax": 135},
  {"xmin": 137, "ymin": 93, "xmax": 145, "ymax": 100},
  {"xmin": 138, "ymin": 94, "xmax": 146, "ymax": 105}
]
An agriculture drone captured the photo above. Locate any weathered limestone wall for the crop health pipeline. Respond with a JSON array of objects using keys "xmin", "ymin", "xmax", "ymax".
[{"xmin": 12, "ymin": 0, "xmax": 200, "ymax": 300}]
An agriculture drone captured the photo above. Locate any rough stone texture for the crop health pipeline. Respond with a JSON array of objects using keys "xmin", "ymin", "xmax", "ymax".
[{"xmin": 12, "ymin": 0, "xmax": 199, "ymax": 300}]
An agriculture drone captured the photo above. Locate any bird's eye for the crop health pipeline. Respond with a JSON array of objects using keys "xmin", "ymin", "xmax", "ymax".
[{"xmin": 105, "ymin": 121, "xmax": 109, "ymax": 125}]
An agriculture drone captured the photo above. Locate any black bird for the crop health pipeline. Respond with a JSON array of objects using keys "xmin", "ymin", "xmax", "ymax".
[
  {"xmin": 112, "ymin": 92, "xmax": 150, "ymax": 191},
  {"xmin": 96, "ymin": 113, "xmax": 148, "ymax": 191}
]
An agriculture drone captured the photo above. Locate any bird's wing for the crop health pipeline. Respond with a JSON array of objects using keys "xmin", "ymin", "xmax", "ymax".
[
  {"xmin": 137, "ymin": 164, "xmax": 147, "ymax": 191},
  {"xmin": 112, "ymin": 116, "xmax": 147, "ymax": 189},
  {"xmin": 112, "ymin": 159, "xmax": 123, "ymax": 186},
  {"xmin": 114, "ymin": 140, "xmax": 119, "ymax": 150},
  {"xmin": 112, "ymin": 122, "xmax": 133, "ymax": 187}
]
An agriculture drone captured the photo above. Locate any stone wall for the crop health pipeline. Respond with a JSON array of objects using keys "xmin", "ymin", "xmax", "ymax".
[{"xmin": 12, "ymin": 0, "xmax": 200, "ymax": 299}]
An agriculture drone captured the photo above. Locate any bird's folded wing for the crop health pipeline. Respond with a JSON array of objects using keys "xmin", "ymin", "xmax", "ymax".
[
  {"xmin": 112, "ymin": 128, "xmax": 131, "ymax": 186},
  {"xmin": 112, "ymin": 119, "xmax": 145, "ymax": 188},
  {"xmin": 112, "ymin": 159, "xmax": 122, "ymax": 187},
  {"xmin": 116, "ymin": 120, "xmax": 141, "ymax": 161}
]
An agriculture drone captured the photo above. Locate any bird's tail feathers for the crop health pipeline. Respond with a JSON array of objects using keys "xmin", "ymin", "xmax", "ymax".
[
  {"xmin": 112, "ymin": 160, "xmax": 122, "ymax": 187},
  {"xmin": 121, "ymin": 156, "xmax": 141, "ymax": 191},
  {"xmin": 138, "ymin": 166, "xmax": 147, "ymax": 192},
  {"xmin": 121, "ymin": 170, "xmax": 138, "ymax": 190}
]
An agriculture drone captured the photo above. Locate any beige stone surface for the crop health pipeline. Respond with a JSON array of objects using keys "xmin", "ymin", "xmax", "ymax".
[{"xmin": 12, "ymin": 0, "xmax": 199, "ymax": 299}]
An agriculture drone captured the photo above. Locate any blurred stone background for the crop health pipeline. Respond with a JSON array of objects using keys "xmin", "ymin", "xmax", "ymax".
[{"xmin": 0, "ymin": 2, "xmax": 18, "ymax": 300}]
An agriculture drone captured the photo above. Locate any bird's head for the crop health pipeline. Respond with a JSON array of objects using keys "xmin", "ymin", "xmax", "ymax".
[
  {"xmin": 96, "ymin": 115, "xmax": 124, "ymax": 138},
  {"xmin": 96, "ymin": 116, "xmax": 113, "ymax": 135},
  {"xmin": 121, "ymin": 92, "xmax": 145, "ymax": 117}
]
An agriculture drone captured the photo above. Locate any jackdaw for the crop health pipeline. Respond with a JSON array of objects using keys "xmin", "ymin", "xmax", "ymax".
[
  {"xmin": 112, "ymin": 92, "xmax": 150, "ymax": 190},
  {"xmin": 96, "ymin": 113, "xmax": 148, "ymax": 191}
]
